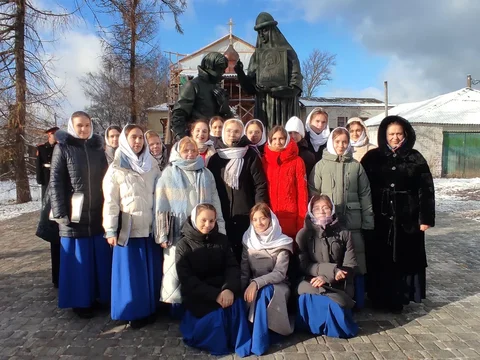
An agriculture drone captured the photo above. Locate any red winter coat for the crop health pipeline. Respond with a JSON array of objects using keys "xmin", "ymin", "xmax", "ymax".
[{"xmin": 263, "ymin": 141, "xmax": 308, "ymax": 238}]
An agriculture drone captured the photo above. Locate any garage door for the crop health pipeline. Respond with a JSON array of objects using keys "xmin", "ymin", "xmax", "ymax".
[{"xmin": 442, "ymin": 132, "xmax": 480, "ymax": 178}]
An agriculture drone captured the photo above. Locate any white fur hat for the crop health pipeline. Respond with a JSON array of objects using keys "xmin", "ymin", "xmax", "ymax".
[{"xmin": 285, "ymin": 116, "xmax": 305, "ymax": 138}]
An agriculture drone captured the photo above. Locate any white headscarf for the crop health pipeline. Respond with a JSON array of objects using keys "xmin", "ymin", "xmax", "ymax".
[
  {"xmin": 68, "ymin": 115, "xmax": 93, "ymax": 139},
  {"xmin": 285, "ymin": 116, "xmax": 305, "ymax": 138},
  {"xmin": 118, "ymin": 125, "xmax": 153, "ymax": 174},
  {"xmin": 242, "ymin": 209, "xmax": 293, "ymax": 251},
  {"xmin": 326, "ymin": 127, "xmax": 352, "ymax": 156},
  {"xmin": 307, "ymin": 195, "xmax": 336, "ymax": 228},
  {"xmin": 244, "ymin": 119, "xmax": 266, "ymax": 147},
  {"xmin": 347, "ymin": 118, "xmax": 368, "ymax": 147},
  {"xmin": 190, "ymin": 203, "xmax": 216, "ymax": 232},
  {"xmin": 216, "ymin": 119, "xmax": 248, "ymax": 190},
  {"xmin": 305, "ymin": 108, "xmax": 330, "ymax": 151},
  {"xmin": 104, "ymin": 125, "xmax": 121, "ymax": 147}
]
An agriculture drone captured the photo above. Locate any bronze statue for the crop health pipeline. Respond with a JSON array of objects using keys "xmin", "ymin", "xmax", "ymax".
[
  {"xmin": 172, "ymin": 52, "xmax": 233, "ymax": 140},
  {"xmin": 235, "ymin": 12, "xmax": 303, "ymax": 130}
]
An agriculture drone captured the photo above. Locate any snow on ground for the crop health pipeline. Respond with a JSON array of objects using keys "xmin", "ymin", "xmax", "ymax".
[
  {"xmin": 0, "ymin": 177, "xmax": 41, "ymax": 221},
  {"xmin": 0, "ymin": 177, "xmax": 479, "ymax": 222},
  {"xmin": 434, "ymin": 178, "xmax": 480, "ymax": 222}
]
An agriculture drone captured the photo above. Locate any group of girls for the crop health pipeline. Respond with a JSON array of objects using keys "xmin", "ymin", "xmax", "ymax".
[{"xmin": 49, "ymin": 107, "xmax": 435, "ymax": 357}]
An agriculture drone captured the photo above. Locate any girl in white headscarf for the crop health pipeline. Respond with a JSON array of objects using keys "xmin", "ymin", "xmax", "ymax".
[
  {"xmin": 207, "ymin": 118, "xmax": 269, "ymax": 262},
  {"xmin": 244, "ymin": 119, "xmax": 267, "ymax": 156},
  {"xmin": 346, "ymin": 117, "xmax": 377, "ymax": 162},
  {"xmin": 102, "ymin": 124, "xmax": 161, "ymax": 329},
  {"xmin": 50, "ymin": 111, "xmax": 110, "ymax": 319},
  {"xmin": 240, "ymin": 203, "xmax": 294, "ymax": 355},
  {"xmin": 304, "ymin": 107, "xmax": 331, "ymax": 163},
  {"xmin": 308, "ymin": 127, "xmax": 374, "ymax": 309}
]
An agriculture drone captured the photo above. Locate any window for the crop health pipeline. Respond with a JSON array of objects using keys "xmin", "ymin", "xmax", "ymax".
[{"xmin": 337, "ymin": 117, "xmax": 348, "ymax": 127}]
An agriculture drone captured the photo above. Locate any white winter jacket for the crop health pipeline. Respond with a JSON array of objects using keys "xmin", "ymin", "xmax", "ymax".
[{"xmin": 103, "ymin": 151, "xmax": 161, "ymax": 238}]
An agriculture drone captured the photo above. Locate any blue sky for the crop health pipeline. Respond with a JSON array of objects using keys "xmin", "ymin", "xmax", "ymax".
[
  {"xmin": 45, "ymin": 0, "xmax": 480, "ymax": 116},
  {"xmin": 153, "ymin": 1, "xmax": 389, "ymax": 97}
]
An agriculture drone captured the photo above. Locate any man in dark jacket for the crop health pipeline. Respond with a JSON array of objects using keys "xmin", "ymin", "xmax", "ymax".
[
  {"xmin": 171, "ymin": 52, "xmax": 233, "ymax": 140},
  {"xmin": 36, "ymin": 126, "xmax": 59, "ymax": 199},
  {"xmin": 35, "ymin": 126, "xmax": 60, "ymax": 288}
]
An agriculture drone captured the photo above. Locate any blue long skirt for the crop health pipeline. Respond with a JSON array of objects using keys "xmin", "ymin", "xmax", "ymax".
[
  {"xmin": 111, "ymin": 237, "xmax": 159, "ymax": 321},
  {"xmin": 296, "ymin": 294, "xmax": 358, "ymax": 338},
  {"xmin": 354, "ymin": 275, "xmax": 365, "ymax": 310},
  {"xmin": 250, "ymin": 285, "xmax": 283, "ymax": 356},
  {"xmin": 58, "ymin": 235, "xmax": 112, "ymax": 309},
  {"xmin": 180, "ymin": 298, "xmax": 252, "ymax": 357}
]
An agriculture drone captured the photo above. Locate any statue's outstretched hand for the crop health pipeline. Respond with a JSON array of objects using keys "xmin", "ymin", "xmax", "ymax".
[{"xmin": 234, "ymin": 60, "xmax": 244, "ymax": 75}]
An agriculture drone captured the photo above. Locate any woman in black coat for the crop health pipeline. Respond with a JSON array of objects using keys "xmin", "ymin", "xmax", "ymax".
[
  {"xmin": 207, "ymin": 118, "xmax": 269, "ymax": 262},
  {"xmin": 176, "ymin": 203, "xmax": 251, "ymax": 357},
  {"xmin": 50, "ymin": 111, "xmax": 111, "ymax": 318},
  {"xmin": 361, "ymin": 115, "xmax": 435, "ymax": 313}
]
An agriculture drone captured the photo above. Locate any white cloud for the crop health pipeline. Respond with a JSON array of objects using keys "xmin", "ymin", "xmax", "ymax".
[
  {"xmin": 48, "ymin": 30, "xmax": 103, "ymax": 118},
  {"xmin": 270, "ymin": 0, "xmax": 480, "ymax": 104}
]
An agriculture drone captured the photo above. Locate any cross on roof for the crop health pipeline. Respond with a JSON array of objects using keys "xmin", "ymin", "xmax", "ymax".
[{"xmin": 228, "ymin": 18, "xmax": 235, "ymax": 41}]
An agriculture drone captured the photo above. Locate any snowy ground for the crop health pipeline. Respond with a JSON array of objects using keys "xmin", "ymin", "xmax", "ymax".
[
  {"xmin": 434, "ymin": 177, "xmax": 480, "ymax": 222},
  {"xmin": 0, "ymin": 177, "xmax": 41, "ymax": 221},
  {"xmin": 0, "ymin": 177, "xmax": 479, "ymax": 222}
]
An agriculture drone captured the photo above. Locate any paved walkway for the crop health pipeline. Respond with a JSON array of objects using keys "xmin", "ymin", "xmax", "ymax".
[{"xmin": 0, "ymin": 211, "xmax": 480, "ymax": 359}]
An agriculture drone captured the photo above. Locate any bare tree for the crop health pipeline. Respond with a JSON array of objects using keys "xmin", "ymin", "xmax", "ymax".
[
  {"xmin": 88, "ymin": 0, "xmax": 186, "ymax": 123},
  {"xmin": 0, "ymin": 0, "xmax": 72, "ymax": 203},
  {"xmin": 81, "ymin": 50, "xmax": 169, "ymax": 131},
  {"xmin": 302, "ymin": 49, "xmax": 336, "ymax": 98}
]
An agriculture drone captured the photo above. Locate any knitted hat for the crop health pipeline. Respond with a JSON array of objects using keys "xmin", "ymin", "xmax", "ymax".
[{"xmin": 285, "ymin": 116, "xmax": 305, "ymax": 138}]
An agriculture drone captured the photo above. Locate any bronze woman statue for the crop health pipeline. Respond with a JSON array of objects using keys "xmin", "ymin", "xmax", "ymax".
[{"xmin": 235, "ymin": 12, "xmax": 303, "ymax": 130}]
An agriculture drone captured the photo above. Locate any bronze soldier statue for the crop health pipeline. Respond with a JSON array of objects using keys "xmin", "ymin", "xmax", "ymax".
[
  {"xmin": 171, "ymin": 52, "xmax": 233, "ymax": 140},
  {"xmin": 235, "ymin": 12, "xmax": 303, "ymax": 130}
]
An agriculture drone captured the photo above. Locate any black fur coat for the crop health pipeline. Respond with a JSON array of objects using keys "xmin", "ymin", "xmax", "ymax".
[{"xmin": 361, "ymin": 116, "xmax": 435, "ymax": 272}]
